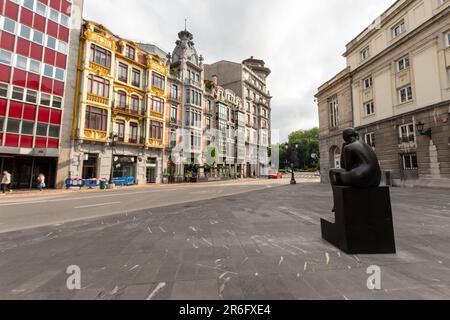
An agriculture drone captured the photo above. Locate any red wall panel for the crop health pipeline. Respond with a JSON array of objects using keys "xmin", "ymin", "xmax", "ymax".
[
  {"xmin": 16, "ymin": 38, "xmax": 30, "ymax": 56},
  {"xmin": 20, "ymin": 7, "xmax": 34, "ymax": 27},
  {"xmin": 40, "ymin": 77, "xmax": 53, "ymax": 93},
  {"xmin": 0, "ymin": 99, "xmax": 6, "ymax": 116},
  {"xmin": 26, "ymin": 72, "xmax": 40, "ymax": 90},
  {"xmin": 5, "ymin": 0, "xmax": 19, "ymax": 20},
  {"xmin": 12, "ymin": 68, "xmax": 27, "ymax": 86},
  {"xmin": 0, "ymin": 32, "xmax": 15, "ymax": 51},
  {"xmin": 8, "ymin": 101, "xmax": 23, "ymax": 118},
  {"xmin": 47, "ymin": 138, "xmax": 59, "ymax": 149},
  {"xmin": 5, "ymin": 134, "xmax": 19, "ymax": 147},
  {"xmin": 0, "ymin": 65, "xmax": 11, "ymax": 82},
  {"xmin": 49, "ymin": 0, "xmax": 61, "ymax": 11},
  {"xmin": 38, "ymin": 107, "xmax": 50, "ymax": 123},
  {"xmin": 20, "ymin": 135, "xmax": 33, "ymax": 148},
  {"xmin": 34, "ymin": 137, "xmax": 46, "ymax": 148},
  {"xmin": 58, "ymin": 26, "xmax": 69, "ymax": 42},
  {"xmin": 30, "ymin": 43, "xmax": 43, "ymax": 61},
  {"xmin": 33, "ymin": 14, "xmax": 46, "ymax": 32},
  {"xmin": 55, "ymin": 53, "xmax": 66, "ymax": 68},
  {"xmin": 53, "ymin": 80, "xmax": 64, "ymax": 96},
  {"xmin": 22, "ymin": 104, "xmax": 36, "ymax": 120},
  {"xmin": 47, "ymin": 20, "xmax": 59, "ymax": 38},
  {"xmin": 44, "ymin": 48, "xmax": 56, "ymax": 65},
  {"xmin": 50, "ymin": 109, "xmax": 61, "ymax": 124}
]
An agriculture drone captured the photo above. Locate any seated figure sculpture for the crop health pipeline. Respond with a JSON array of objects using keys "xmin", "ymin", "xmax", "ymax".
[
  {"xmin": 321, "ymin": 128, "xmax": 396, "ymax": 254},
  {"xmin": 329, "ymin": 128, "xmax": 381, "ymax": 188}
]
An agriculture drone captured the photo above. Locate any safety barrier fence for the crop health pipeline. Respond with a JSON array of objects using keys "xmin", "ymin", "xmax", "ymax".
[{"xmin": 64, "ymin": 177, "xmax": 135, "ymax": 189}]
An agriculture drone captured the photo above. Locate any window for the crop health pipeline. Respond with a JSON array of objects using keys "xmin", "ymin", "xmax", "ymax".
[
  {"xmin": 26, "ymin": 90, "xmax": 37, "ymax": 103},
  {"xmin": 398, "ymin": 86, "xmax": 413, "ymax": 103},
  {"xmin": 60, "ymin": 15, "xmax": 70, "ymax": 27},
  {"xmin": 7, "ymin": 119, "xmax": 20, "ymax": 133},
  {"xmin": 365, "ymin": 132, "xmax": 376, "ymax": 148},
  {"xmin": 125, "ymin": 46, "xmax": 135, "ymax": 60},
  {"xmin": 46, "ymin": 36, "xmax": 57, "ymax": 50},
  {"xmin": 32, "ymin": 30, "xmax": 44, "ymax": 45},
  {"xmin": 0, "ymin": 117, "xmax": 4, "ymax": 132},
  {"xmin": 363, "ymin": 76, "xmax": 373, "ymax": 89},
  {"xmin": 116, "ymin": 120, "xmax": 125, "ymax": 142},
  {"xmin": 399, "ymin": 123, "xmax": 416, "ymax": 144},
  {"xmin": 150, "ymin": 121, "xmax": 163, "ymax": 140},
  {"xmin": 131, "ymin": 69, "xmax": 141, "ymax": 87},
  {"xmin": 88, "ymin": 75, "xmax": 110, "ymax": 98},
  {"xmin": 49, "ymin": 9, "xmax": 59, "ymax": 22},
  {"xmin": 402, "ymin": 153, "xmax": 418, "ymax": 170},
  {"xmin": 16, "ymin": 55, "xmax": 28, "ymax": 70},
  {"xmin": 55, "ymin": 68, "xmax": 65, "ymax": 81},
  {"xmin": 364, "ymin": 101, "xmax": 375, "ymax": 116},
  {"xmin": 0, "ymin": 49, "xmax": 12, "ymax": 65},
  {"xmin": 392, "ymin": 20, "xmax": 406, "ymax": 38},
  {"xmin": 361, "ymin": 47, "xmax": 370, "ymax": 61},
  {"xmin": 170, "ymin": 105, "xmax": 177, "ymax": 122},
  {"xmin": 12, "ymin": 87, "xmax": 24, "ymax": 101},
  {"xmin": 36, "ymin": 123, "xmax": 48, "ymax": 136},
  {"xmin": 90, "ymin": 44, "xmax": 112, "ymax": 68},
  {"xmin": 397, "ymin": 55, "xmax": 410, "ymax": 72},
  {"xmin": 129, "ymin": 122, "xmax": 138, "ymax": 143},
  {"xmin": 20, "ymin": 24, "xmax": 31, "ymax": 40},
  {"xmin": 43, "ymin": 64, "xmax": 54, "ymax": 78},
  {"xmin": 151, "ymin": 97, "xmax": 163, "ymax": 114},
  {"xmin": 0, "ymin": 83, "xmax": 8, "ymax": 97},
  {"xmin": 48, "ymin": 125, "xmax": 60, "ymax": 138},
  {"xmin": 23, "ymin": 0, "xmax": 34, "ymax": 10},
  {"xmin": 118, "ymin": 63, "xmax": 128, "ymax": 82},
  {"xmin": 40, "ymin": 93, "xmax": 51, "ymax": 106},
  {"xmin": 206, "ymin": 116, "xmax": 211, "ymax": 130},
  {"xmin": 29, "ymin": 60, "xmax": 41, "ymax": 74},
  {"xmin": 171, "ymin": 84, "xmax": 178, "ymax": 100},
  {"xmin": 21, "ymin": 121, "xmax": 34, "ymax": 135},
  {"xmin": 446, "ymin": 31, "xmax": 450, "ymax": 47},
  {"xmin": 52, "ymin": 96, "xmax": 62, "ymax": 109},
  {"xmin": 152, "ymin": 73, "xmax": 165, "ymax": 89},
  {"xmin": 130, "ymin": 95, "xmax": 139, "ymax": 113},
  {"xmin": 36, "ymin": 2, "xmax": 46, "ymax": 16},
  {"xmin": 329, "ymin": 97, "xmax": 339, "ymax": 128},
  {"xmin": 117, "ymin": 91, "xmax": 127, "ymax": 108},
  {"xmin": 85, "ymin": 106, "xmax": 108, "ymax": 131},
  {"xmin": 2, "ymin": 17, "xmax": 16, "ymax": 34}
]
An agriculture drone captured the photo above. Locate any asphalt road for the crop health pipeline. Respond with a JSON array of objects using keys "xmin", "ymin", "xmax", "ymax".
[
  {"xmin": 0, "ymin": 182, "xmax": 449, "ymax": 300},
  {"xmin": 0, "ymin": 177, "xmax": 302, "ymax": 234}
]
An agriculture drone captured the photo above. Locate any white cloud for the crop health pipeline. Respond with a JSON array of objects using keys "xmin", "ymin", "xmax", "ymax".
[{"xmin": 83, "ymin": 0, "xmax": 395, "ymax": 141}]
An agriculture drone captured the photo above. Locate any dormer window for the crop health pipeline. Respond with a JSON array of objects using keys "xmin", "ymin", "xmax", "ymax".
[
  {"xmin": 361, "ymin": 47, "xmax": 370, "ymax": 61},
  {"xmin": 125, "ymin": 45, "xmax": 135, "ymax": 60},
  {"xmin": 392, "ymin": 20, "xmax": 406, "ymax": 38}
]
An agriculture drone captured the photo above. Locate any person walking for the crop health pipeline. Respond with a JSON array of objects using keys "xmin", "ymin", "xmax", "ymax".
[
  {"xmin": 37, "ymin": 173, "xmax": 46, "ymax": 192},
  {"xmin": 1, "ymin": 170, "xmax": 12, "ymax": 195}
]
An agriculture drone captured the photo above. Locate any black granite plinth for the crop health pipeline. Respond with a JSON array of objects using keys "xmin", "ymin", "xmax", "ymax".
[{"xmin": 321, "ymin": 186, "xmax": 396, "ymax": 254}]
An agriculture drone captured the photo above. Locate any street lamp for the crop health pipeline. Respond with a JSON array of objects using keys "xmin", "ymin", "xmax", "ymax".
[
  {"xmin": 109, "ymin": 133, "xmax": 119, "ymax": 186},
  {"xmin": 416, "ymin": 121, "xmax": 432, "ymax": 139},
  {"xmin": 285, "ymin": 144, "xmax": 298, "ymax": 185}
]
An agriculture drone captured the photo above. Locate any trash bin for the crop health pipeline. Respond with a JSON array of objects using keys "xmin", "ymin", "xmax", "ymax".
[{"xmin": 99, "ymin": 179, "xmax": 107, "ymax": 190}]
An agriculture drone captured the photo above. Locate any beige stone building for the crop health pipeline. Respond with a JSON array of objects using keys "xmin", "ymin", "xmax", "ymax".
[{"xmin": 317, "ymin": 0, "xmax": 450, "ymax": 187}]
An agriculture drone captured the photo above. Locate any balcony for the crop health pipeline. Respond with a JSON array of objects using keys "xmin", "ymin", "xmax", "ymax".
[
  {"xmin": 148, "ymin": 138, "xmax": 164, "ymax": 148},
  {"xmin": 151, "ymin": 86, "xmax": 165, "ymax": 97},
  {"xmin": 117, "ymin": 136, "xmax": 146, "ymax": 147},
  {"xmin": 112, "ymin": 104, "xmax": 145, "ymax": 118},
  {"xmin": 150, "ymin": 109, "xmax": 164, "ymax": 119},
  {"xmin": 88, "ymin": 61, "xmax": 111, "ymax": 76},
  {"xmin": 185, "ymin": 78, "xmax": 202, "ymax": 88},
  {"xmin": 87, "ymin": 93, "xmax": 109, "ymax": 106}
]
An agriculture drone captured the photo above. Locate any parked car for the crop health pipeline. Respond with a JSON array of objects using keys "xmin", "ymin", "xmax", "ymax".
[{"xmin": 269, "ymin": 172, "xmax": 283, "ymax": 179}]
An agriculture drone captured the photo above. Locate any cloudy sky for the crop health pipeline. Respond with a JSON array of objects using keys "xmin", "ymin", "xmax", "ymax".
[{"xmin": 83, "ymin": 0, "xmax": 395, "ymax": 141}]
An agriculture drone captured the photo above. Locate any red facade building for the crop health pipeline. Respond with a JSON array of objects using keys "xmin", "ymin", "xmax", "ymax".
[{"xmin": 0, "ymin": 0, "xmax": 79, "ymax": 188}]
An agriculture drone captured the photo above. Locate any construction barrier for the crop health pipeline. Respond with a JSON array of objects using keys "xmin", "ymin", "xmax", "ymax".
[
  {"xmin": 111, "ymin": 176, "xmax": 135, "ymax": 186},
  {"xmin": 65, "ymin": 177, "xmax": 135, "ymax": 189}
]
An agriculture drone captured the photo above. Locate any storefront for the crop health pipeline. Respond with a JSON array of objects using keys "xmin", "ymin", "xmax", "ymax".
[
  {"xmin": 0, "ymin": 155, "xmax": 57, "ymax": 189},
  {"xmin": 113, "ymin": 155, "xmax": 137, "ymax": 179}
]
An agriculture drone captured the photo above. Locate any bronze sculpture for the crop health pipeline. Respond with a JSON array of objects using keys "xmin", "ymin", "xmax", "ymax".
[
  {"xmin": 329, "ymin": 128, "xmax": 382, "ymax": 188},
  {"xmin": 321, "ymin": 128, "xmax": 396, "ymax": 254}
]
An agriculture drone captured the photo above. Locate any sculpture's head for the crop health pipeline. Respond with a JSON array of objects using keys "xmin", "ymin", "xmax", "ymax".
[{"xmin": 343, "ymin": 128, "xmax": 359, "ymax": 144}]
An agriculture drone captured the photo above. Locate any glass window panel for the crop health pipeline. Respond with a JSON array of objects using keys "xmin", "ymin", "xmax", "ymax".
[
  {"xmin": 55, "ymin": 68, "xmax": 65, "ymax": 81},
  {"xmin": 36, "ymin": 2, "xmax": 46, "ymax": 16},
  {"xmin": 46, "ymin": 36, "xmax": 56, "ymax": 50},
  {"xmin": 29, "ymin": 60, "xmax": 41, "ymax": 74},
  {"xmin": 3, "ymin": 18, "xmax": 16, "ymax": 34},
  {"xmin": 0, "ymin": 83, "xmax": 8, "ymax": 97},
  {"xmin": 7, "ymin": 119, "xmax": 20, "ymax": 133},
  {"xmin": 0, "ymin": 117, "xmax": 4, "ymax": 132},
  {"xmin": 52, "ymin": 97, "xmax": 62, "ymax": 108},
  {"xmin": 48, "ymin": 125, "xmax": 60, "ymax": 137},
  {"xmin": 33, "ymin": 30, "xmax": 44, "ymax": 44},
  {"xmin": 20, "ymin": 25, "xmax": 31, "ymax": 39},
  {"xmin": 36, "ymin": 123, "xmax": 48, "ymax": 136},
  {"xmin": 23, "ymin": 0, "xmax": 34, "ymax": 10},
  {"xmin": 40, "ymin": 93, "xmax": 51, "ymax": 106},
  {"xmin": 49, "ymin": 9, "xmax": 59, "ymax": 22},
  {"xmin": 12, "ymin": 87, "xmax": 24, "ymax": 100},
  {"xmin": 21, "ymin": 121, "xmax": 34, "ymax": 135},
  {"xmin": 44, "ymin": 64, "xmax": 54, "ymax": 78},
  {"xmin": 16, "ymin": 56, "xmax": 28, "ymax": 70},
  {"xmin": 26, "ymin": 90, "xmax": 37, "ymax": 103},
  {"xmin": 60, "ymin": 15, "xmax": 69, "ymax": 27},
  {"xmin": 0, "ymin": 50, "xmax": 12, "ymax": 65}
]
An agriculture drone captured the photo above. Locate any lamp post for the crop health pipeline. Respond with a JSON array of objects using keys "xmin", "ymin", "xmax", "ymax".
[
  {"xmin": 285, "ymin": 144, "xmax": 298, "ymax": 185},
  {"xmin": 416, "ymin": 121, "xmax": 432, "ymax": 139},
  {"xmin": 109, "ymin": 133, "xmax": 119, "ymax": 187}
]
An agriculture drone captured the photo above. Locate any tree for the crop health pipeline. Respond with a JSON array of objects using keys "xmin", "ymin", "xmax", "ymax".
[{"xmin": 279, "ymin": 127, "xmax": 320, "ymax": 171}]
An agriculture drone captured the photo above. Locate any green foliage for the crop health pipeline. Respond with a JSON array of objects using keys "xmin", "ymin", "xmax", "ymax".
[{"xmin": 278, "ymin": 127, "xmax": 320, "ymax": 171}]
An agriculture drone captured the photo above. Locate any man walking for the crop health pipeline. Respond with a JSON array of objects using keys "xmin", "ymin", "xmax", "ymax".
[
  {"xmin": 1, "ymin": 170, "xmax": 12, "ymax": 195},
  {"xmin": 37, "ymin": 173, "xmax": 46, "ymax": 192}
]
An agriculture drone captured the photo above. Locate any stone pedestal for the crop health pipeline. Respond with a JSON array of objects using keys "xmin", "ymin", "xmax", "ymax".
[{"xmin": 321, "ymin": 186, "xmax": 396, "ymax": 254}]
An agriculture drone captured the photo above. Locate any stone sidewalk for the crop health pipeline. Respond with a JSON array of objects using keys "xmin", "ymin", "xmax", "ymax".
[{"xmin": 0, "ymin": 183, "xmax": 449, "ymax": 300}]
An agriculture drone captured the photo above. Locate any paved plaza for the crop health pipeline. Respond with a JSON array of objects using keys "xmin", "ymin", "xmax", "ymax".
[{"xmin": 0, "ymin": 181, "xmax": 449, "ymax": 300}]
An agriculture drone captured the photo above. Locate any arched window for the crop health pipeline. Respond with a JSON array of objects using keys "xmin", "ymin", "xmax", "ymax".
[
  {"xmin": 116, "ymin": 91, "xmax": 127, "ymax": 109},
  {"xmin": 130, "ymin": 95, "xmax": 140, "ymax": 114}
]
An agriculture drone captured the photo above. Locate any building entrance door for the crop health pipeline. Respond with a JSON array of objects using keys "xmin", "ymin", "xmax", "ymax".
[
  {"xmin": 13, "ymin": 158, "xmax": 33, "ymax": 189},
  {"xmin": 82, "ymin": 154, "xmax": 98, "ymax": 179},
  {"xmin": 146, "ymin": 167, "xmax": 156, "ymax": 183}
]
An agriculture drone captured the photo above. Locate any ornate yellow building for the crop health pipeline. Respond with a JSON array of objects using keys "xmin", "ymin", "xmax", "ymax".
[{"xmin": 70, "ymin": 21, "xmax": 168, "ymax": 184}]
